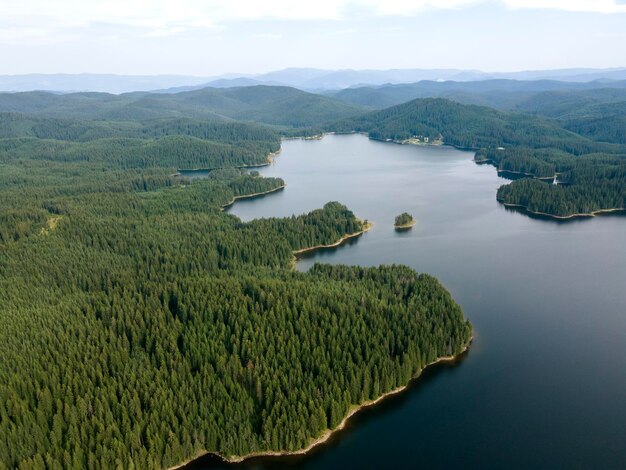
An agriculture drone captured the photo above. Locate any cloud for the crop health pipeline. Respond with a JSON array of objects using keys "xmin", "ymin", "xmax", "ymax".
[
  {"xmin": 256, "ymin": 33, "xmax": 282, "ymax": 39},
  {"xmin": 359, "ymin": 0, "xmax": 626, "ymax": 15},
  {"xmin": 357, "ymin": 0, "xmax": 481, "ymax": 16},
  {"xmin": 143, "ymin": 27, "xmax": 188, "ymax": 38},
  {"xmin": 503, "ymin": 0, "xmax": 626, "ymax": 13},
  {"xmin": 331, "ymin": 28, "xmax": 358, "ymax": 35},
  {"xmin": 0, "ymin": 27, "xmax": 54, "ymax": 43},
  {"xmin": 0, "ymin": 0, "xmax": 624, "ymax": 45}
]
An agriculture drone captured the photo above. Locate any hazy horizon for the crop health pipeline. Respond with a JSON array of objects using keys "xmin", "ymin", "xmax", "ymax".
[
  {"xmin": 2, "ymin": 0, "xmax": 626, "ymax": 76},
  {"xmin": 3, "ymin": 65, "xmax": 626, "ymax": 78}
]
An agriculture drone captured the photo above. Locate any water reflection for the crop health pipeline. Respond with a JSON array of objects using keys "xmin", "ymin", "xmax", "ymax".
[{"xmin": 185, "ymin": 134, "xmax": 626, "ymax": 469}]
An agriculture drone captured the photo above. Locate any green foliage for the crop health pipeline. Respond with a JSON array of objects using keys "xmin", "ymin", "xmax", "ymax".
[
  {"xmin": 332, "ymin": 98, "xmax": 622, "ymax": 153},
  {"xmin": 512, "ymin": 89, "xmax": 626, "ymax": 145},
  {"xmin": 248, "ymin": 202, "xmax": 363, "ymax": 251},
  {"xmin": 0, "ymin": 85, "xmax": 365, "ymax": 128},
  {"xmin": 394, "ymin": 213, "xmax": 414, "ymax": 226},
  {"xmin": 0, "ymin": 110, "xmax": 471, "ymax": 469},
  {"xmin": 477, "ymin": 148, "xmax": 626, "ymax": 216},
  {"xmin": 564, "ymin": 113, "xmax": 626, "ymax": 145},
  {"xmin": 497, "ymin": 168, "xmax": 626, "ymax": 217},
  {"xmin": 475, "ymin": 147, "xmax": 561, "ymax": 178},
  {"xmin": 0, "ymin": 113, "xmax": 281, "ymax": 171},
  {"xmin": 329, "ymin": 79, "xmax": 626, "ymax": 117}
]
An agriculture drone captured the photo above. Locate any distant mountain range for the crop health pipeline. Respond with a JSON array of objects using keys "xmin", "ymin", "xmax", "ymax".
[
  {"xmin": 0, "ymin": 74, "xmax": 212, "ymax": 94},
  {"xmin": 2, "ymin": 67, "xmax": 626, "ymax": 94},
  {"xmin": 0, "ymin": 85, "xmax": 364, "ymax": 127},
  {"xmin": 326, "ymin": 79, "xmax": 626, "ymax": 110}
]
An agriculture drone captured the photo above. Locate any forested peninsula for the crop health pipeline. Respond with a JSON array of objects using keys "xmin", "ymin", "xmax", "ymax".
[{"xmin": 0, "ymin": 108, "xmax": 472, "ymax": 469}]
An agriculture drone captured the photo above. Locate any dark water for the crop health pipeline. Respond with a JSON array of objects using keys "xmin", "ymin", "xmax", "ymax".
[{"xmin": 187, "ymin": 134, "xmax": 626, "ymax": 469}]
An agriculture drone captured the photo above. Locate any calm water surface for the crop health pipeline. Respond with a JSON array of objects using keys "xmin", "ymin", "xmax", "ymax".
[{"xmin": 187, "ymin": 134, "xmax": 626, "ymax": 469}]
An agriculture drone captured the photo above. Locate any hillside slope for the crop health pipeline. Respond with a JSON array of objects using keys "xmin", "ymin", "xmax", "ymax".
[{"xmin": 0, "ymin": 86, "xmax": 365, "ymax": 128}]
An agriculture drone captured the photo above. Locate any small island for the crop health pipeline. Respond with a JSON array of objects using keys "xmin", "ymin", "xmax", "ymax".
[{"xmin": 394, "ymin": 212, "xmax": 416, "ymax": 230}]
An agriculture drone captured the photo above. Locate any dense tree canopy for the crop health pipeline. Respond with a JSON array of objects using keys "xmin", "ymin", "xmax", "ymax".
[
  {"xmin": 0, "ymin": 85, "xmax": 364, "ymax": 128},
  {"xmin": 394, "ymin": 213, "xmax": 415, "ymax": 227},
  {"xmin": 0, "ymin": 110, "xmax": 471, "ymax": 469},
  {"xmin": 5, "ymin": 81, "xmax": 621, "ymax": 468}
]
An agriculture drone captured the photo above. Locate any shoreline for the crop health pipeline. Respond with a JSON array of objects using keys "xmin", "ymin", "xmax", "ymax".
[
  {"xmin": 287, "ymin": 220, "xmax": 373, "ymax": 271},
  {"xmin": 392, "ymin": 138, "xmax": 444, "ymax": 147},
  {"xmin": 221, "ymin": 184, "xmax": 286, "ymax": 210},
  {"xmin": 474, "ymin": 158, "xmax": 556, "ymax": 181},
  {"xmin": 292, "ymin": 221, "xmax": 373, "ymax": 255},
  {"xmin": 173, "ymin": 148, "xmax": 283, "ymax": 176},
  {"xmin": 282, "ymin": 134, "xmax": 325, "ymax": 141},
  {"xmin": 167, "ymin": 134, "xmax": 474, "ymax": 470},
  {"xmin": 370, "ymin": 136, "xmax": 444, "ymax": 148},
  {"xmin": 497, "ymin": 169, "xmax": 556, "ymax": 181},
  {"xmin": 394, "ymin": 220, "xmax": 416, "ymax": 230},
  {"xmin": 501, "ymin": 202, "xmax": 626, "ymax": 220},
  {"xmin": 367, "ymin": 135, "xmax": 477, "ymax": 152},
  {"xmin": 283, "ymin": 131, "xmax": 473, "ymax": 152},
  {"xmin": 168, "ymin": 337, "xmax": 473, "ymax": 469}
]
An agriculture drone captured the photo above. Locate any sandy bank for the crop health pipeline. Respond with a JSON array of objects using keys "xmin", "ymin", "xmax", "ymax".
[
  {"xmin": 501, "ymin": 202, "xmax": 626, "ymax": 220},
  {"xmin": 394, "ymin": 220, "xmax": 416, "ymax": 230},
  {"xmin": 292, "ymin": 221, "xmax": 373, "ymax": 255},
  {"xmin": 221, "ymin": 184, "xmax": 286, "ymax": 211}
]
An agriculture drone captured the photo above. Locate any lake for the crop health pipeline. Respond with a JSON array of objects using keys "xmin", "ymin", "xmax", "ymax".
[{"xmin": 185, "ymin": 133, "xmax": 626, "ymax": 469}]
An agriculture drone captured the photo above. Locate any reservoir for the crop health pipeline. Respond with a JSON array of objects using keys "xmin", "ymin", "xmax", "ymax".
[{"xmin": 186, "ymin": 133, "xmax": 626, "ymax": 469}]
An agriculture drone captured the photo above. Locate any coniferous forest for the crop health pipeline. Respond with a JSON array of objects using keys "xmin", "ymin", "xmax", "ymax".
[
  {"xmin": 1, "ymin": 81, "xmax": 623, "ymax": 468},
  {"xmin": 394, "ymin": 213, "xmax": 415, "ymax": 227},
  {"xmin": 5, "ymin": 1, "xmax": 626, "ymax": 466},
  {"xmin": 0, "ymin": 109, "xmax": 472, "ymax": 469}
]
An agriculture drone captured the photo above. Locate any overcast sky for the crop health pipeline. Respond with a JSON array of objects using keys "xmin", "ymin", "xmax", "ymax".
[{"xmin": 2, "ymin": 0, "xmax": 626, "ymax": 75}]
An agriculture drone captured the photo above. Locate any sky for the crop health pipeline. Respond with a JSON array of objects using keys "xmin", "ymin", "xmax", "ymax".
[{"xmin": 1, "ymin": 0, "xmax": 626, "ymax": 75}]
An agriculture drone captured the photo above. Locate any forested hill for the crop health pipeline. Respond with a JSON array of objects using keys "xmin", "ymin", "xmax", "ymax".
[
  {"xmin": 512, "ymin": 90, "xmax": 626, "ymax": 145},
  {"xmin": 331, "ymin": 82, "xmax": 626, "ymax": 146},
  {"xmin": 0, "ymin": 111, "xmax": 472, "ymax": 468},
  {"xmin": 0, "ymin": 113, "xmax": 283, "ymax": 171},
  {"xmin": 0, "ymin": 85, "xmax": 365, "ymax": 127},
  {"xmin": 328, "ymin": 79, "xmax": 626, "ymax": 110},
  {"xmin": 331, "ymin": 97, "xmax": 610, "ymax": 152},
  {"xmin": 330, "ymin": 81, "xmax": 626, "ymax": 146},
  {"xmin": 330, "ymin": 98, "xmax": 626, "ymax": 218}
]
